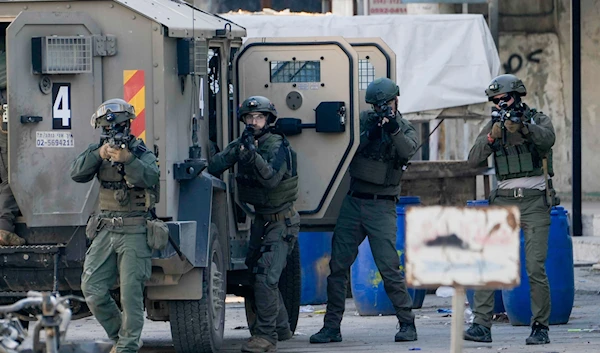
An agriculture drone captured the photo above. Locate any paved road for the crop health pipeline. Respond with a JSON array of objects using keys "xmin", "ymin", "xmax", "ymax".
[{"xmin": 64, "ymin": 292, "xmax": 600, "ymax": 353}]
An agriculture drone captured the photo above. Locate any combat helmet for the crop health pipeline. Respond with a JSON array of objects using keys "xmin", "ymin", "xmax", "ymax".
[
  {"xmin": 485, "ymin": 74, "xmax": 527, "ymax": 101},
  {"xmin": 238, "ymin": 96, "xmax": 278, "ymax": 124},
  {"xmin": 365, "ymin": 77, "xmax": 400, "ymax": 105},
  {"xmin": 90, "ymin": 98, "xmax": 136, "ymax": 128}
]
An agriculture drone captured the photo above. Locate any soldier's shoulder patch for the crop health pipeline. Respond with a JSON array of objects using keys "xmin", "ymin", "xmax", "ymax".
[
  {"xmin": 135, "ymin": 143, "xmax": 148, "ymax": 153},
  {"xmin": 131, "ymin": 139, "xmax": 148, "ymax": 157}
]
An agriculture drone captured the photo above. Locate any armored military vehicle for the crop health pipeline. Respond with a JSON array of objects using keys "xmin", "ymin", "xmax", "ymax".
[{"xmin": 0, "ymin": 1, "xmax": 396, "ymax": 352}]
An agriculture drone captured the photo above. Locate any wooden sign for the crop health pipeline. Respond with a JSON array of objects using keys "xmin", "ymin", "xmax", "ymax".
[{"xmin": 405, "ymin": 206, "xmax": 521, "ymax": 289}]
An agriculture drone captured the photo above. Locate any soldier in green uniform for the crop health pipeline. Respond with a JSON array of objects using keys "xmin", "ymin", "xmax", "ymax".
[
  {"xmin": 70, "ymin": 99, "xmax": 160, "ymax": 353},
  {"xmin": 310, "ymin": 77, "xmax": 419, "ymax": 344},
  {"xmin": 0, "ymin": 29, "xmax": 25, "ymax": 247},
  {"xmin": 208, "ymin": 96, "xmax": 299, "ymax": 353},
  {"xmin": 464, "ymin": 74, "xmax": 555, "ymax": 345}
]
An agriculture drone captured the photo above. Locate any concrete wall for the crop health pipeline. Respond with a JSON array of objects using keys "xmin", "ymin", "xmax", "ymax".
[{"xmin": 556, "ymin": 0, "xmax": 600, "ymax": 200}]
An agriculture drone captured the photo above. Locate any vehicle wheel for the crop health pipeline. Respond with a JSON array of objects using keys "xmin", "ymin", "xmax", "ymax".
[
  {"xmin": 244, "ymin": 241, "xmax": 301, "ymax": 333},
  {"xmin": 169, "ymin": 225, "xmax": 226, "ymax": 353}
]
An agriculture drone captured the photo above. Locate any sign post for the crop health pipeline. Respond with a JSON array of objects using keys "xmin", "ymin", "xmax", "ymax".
[{"xmin": 405, "ymin": 206, "xmax": 521, "ymax": 352}]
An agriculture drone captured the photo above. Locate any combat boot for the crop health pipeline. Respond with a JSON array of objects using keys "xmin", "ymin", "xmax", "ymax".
[
  {"xmin": 525, "ymin": 322, "xmax": 550, "ymax": 345},
  {"xmin": 309, "ymin": 327, "xmax": 342, "ymax": 343},
  {"xmin": 395, "ymin": 322, "xmax": 418, "ymax": 342},
  {"xmin": 0, "ymin": 230, "xmax": 25, "ymax": 246},
  {"xmin": 241, "ymin": 336, "xmax": 276, "ymax": 352},
  {"xmin": 277, "ymin": 328, "xmax": 293, "ymax": 341},
  {"xmin": 109, "ymin": 338, "xmax": 142, "ymax": 353},
  {"xmin": 464, "ymin": 323, "xmax": 492, "ymax": 343}
]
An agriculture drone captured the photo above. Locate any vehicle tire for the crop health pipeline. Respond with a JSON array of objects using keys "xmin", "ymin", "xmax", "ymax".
[
  {"xmin": 244, "ymin": 240, "xmax": 301, "ymax": 334},
  {"xmin": 169, "ymin": 225, "xmax": 226, "ymax": 353}
]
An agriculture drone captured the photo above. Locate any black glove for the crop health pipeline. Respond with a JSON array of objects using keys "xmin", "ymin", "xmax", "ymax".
[
  {"xmin": 245, "ymin": 247, "xmax": 259, "ymax": 269},
  {"xmin": 241, "ymin": 129, "xmax": 256, "ymax": 152},
  {"xmin": 239, "ymin": 147, "xmax": 255, "ymax": 165},
  {"xmin": 368, "ymin": 124, "xmax": 382, "ymax": 141},
  {"xmin": 382, "ymin": 118, "xmax": 400, "ymax": 134}
]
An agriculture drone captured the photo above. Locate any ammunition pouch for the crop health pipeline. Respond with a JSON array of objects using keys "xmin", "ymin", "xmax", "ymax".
[
  {"xmin": 146, "ymin": 218, "xmax": 170, "ymax": 250},
  {"xmin": 349, "ymin": 155, "xmax": 403, "ymax": 186},
  {"xmin": 494, "ymin": 144, "xmax": 553, "ymax": 181},
  {"xmin": 237, "ymin": 175, "xmax": 299, "ymax": 209},
  {"xmin": 99, "ymin": 187, "xmax": 150, "ymax": 212},
  {"xmin": 85, "ymin": 214, "xmax": 103, "ymax": 241}
]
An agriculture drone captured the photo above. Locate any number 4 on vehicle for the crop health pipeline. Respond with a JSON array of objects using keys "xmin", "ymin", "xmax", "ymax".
[{"xmin": 52, "ymin": 83, "xmax": 72, "ymax": 130}]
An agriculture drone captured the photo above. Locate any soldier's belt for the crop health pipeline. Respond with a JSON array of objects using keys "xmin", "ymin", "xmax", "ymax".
[
  {"xmin": 347, "ymin": 190, "xmax": 397, "ymax": 201},
  {"xmin": 99, "ymin": 216, "xmax": 147, "ymax": 227},
  {"xmin": 496, "ymin": 188, "xmax": 545, "ymax": 198},
  {"xmin": 260, "ymin": 207, "xmax": 296, "ymax": 222}
]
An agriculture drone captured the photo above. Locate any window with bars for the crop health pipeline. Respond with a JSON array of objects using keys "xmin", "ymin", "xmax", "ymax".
[
  {"xmin": 270, "ymin": 60, "xmax": 320, "ymax": 83},
  {"xmin": 33, "ymin": 36, "xmax": 92, "ymax": 74},
  {"xmin": 359, "ymin": 59, "xmax": 376, "ymax": 90}
]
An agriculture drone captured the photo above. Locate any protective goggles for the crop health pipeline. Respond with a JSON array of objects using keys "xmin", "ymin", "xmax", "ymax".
[
  {"xmin": 243, "ymin": 112, "xmax": 267, "ymax": 122},
  {"xmin": 94, "ymin": 102, "xmax": 135, "ymax": 120},
  {"xmin": 491, "ymin": 94, "xmax": 511, "ymax": 105}
]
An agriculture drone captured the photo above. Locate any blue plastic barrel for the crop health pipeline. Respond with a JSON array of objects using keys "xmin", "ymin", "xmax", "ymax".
[
  {"xmin": 350, "ymin": 196, "xmax": 427, "ymax": 316},
  {"xmin": 464, "ymin": 200, "xmax": 506, "ymax": 314},
  {"xmin": 502, "ymin": 206, "xmax": 574, "ymax": 326},
  {"xmin": 466, "ymin": 200, "xmax": 491, "ymax": 207},
  {"xmin": 299, "ymin": 232, "xmax": 333, "ymax": 305}
]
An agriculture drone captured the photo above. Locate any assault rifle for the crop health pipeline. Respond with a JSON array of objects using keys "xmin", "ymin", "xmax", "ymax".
[
  {"xmin": 100, "ymin": 125, "xmax": 133, "ymax": 171},
  {"xmin": 374, "ymin": 100, "xmax": 394, "ymax": 122},
  {"xmin": 491, "ymin": 101, "xmax": 523, "ymax": 144},
  {"xmin": 241, "ymin": 124, "xmax": 256, "ymax": 152}
]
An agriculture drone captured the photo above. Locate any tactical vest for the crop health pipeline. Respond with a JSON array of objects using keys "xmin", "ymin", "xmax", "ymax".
[
  {"xmin": 494, "ymin": 110, "xmax": 554, "ymax": 181},
  {"xmin": 349, "ymin": 113, "xmax": 406, "ymax": 186},
  {"xmin": 97, "ymin": 142, "xmax": 159, "ymax": 212},
  {"xmin": 236, "ymin": 133, "xmax": 299, "ymax": 209}
]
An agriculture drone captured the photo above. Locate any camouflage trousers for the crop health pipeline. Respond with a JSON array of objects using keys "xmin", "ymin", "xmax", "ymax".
[
  {"xmin": 81, "ymin": 223, "xmax": 151, "ymax": 353},
  {"xmin": 246, "ymin": 211, "xmax": 300, "ymax": 344},
  {"xmin": 324, "ymin": 195, "xmax": 414, "ymax": 329},
  {"xmin": 473, "ymin": 191, "xmax": 551, "ymax": 328}
]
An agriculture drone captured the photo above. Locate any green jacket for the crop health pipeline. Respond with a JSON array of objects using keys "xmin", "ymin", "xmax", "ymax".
[
  {"xmin": 349, "ymin": 110, "xmax": 419, "ymax": 195},
  {"xmin": 70, "ymin": 137, "xmax": 160, "ymax": 217},
  {"xmin": 208, "ymin": 131, "xmax": 297, "ymax": 214},
  {"xmin": 468, "ymin": 104, "xmax": 556, "ymax": 177}
]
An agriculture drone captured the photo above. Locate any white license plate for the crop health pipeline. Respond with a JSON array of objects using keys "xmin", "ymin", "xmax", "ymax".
[{"xmin": 36, "ymin": 131, "xmax": 75, "ymax": 148}]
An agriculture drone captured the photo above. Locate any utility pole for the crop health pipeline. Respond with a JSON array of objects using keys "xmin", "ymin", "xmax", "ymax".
[
  {"xmin": 488, "ymin": 0, "xmax": 499, "ymax": 51},
  {"xmin": 572, "ymin": 0, "xmax": 582, "ymax": 236}
]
